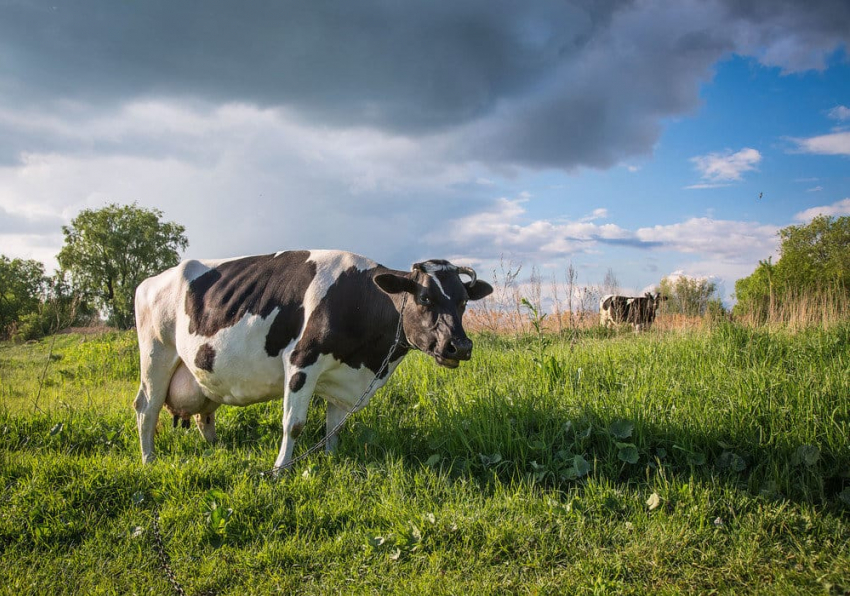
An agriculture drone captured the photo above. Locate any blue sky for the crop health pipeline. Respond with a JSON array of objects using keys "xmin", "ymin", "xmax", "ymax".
[{"xmin": 1, "ymin": 1, "xmax": 848, "ymax": 306}]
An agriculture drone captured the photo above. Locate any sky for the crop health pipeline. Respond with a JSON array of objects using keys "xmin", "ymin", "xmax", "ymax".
[{"xmin": 1, "ymin": 0, "xmax": 849, "ymax": 306}]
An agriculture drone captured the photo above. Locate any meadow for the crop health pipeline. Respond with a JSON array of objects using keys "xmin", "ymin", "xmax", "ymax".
[{"xmin": 1, "ymin": 322, "xmax": 848, "ymax": 595}]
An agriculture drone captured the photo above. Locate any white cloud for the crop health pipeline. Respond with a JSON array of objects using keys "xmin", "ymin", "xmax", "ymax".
[
  {"xmin": 442, "ymin": 197, "xmax": 779, "ymax": 274},
  {"xmin": 791, "ymin": 131, "xmax": 850, "ymax": 156},
  {"xmin": 827, "ymin": 105, "xmax": 850, "ymax": 121},
  {"xmin": 442, "ymin": 196, "xmax": 630, "ymax": 259},
  {"xmin": 806, "ymin": 186, "xmax": 824, "ymax": 192},
  {"xmin": 580, "ymin": 208, "xmax": 609, "ymax": 222},
  {"xmin": 635, "ymin": 217, "xmax": 778, "ymax": 262},
  {"xmin": 689, "ymin": 147, "xmax": 762, "ymax": 185},
  {"xmin": 0, "ymin": 101, "xmax": 483, "ymax": 269},
  {"xmin": 684, "ymin": 182, "xmax": 732, "ymax": 190},
  {"xmin": 794, "ymin": 198, "xmax": 850, "ymax": 221}
]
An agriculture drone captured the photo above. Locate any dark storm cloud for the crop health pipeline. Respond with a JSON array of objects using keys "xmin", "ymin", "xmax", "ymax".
[
  {"xmin": 0, "ymin": 0, "xmax": 848, "ymax": 171},
  {"xmin": 0, "ymin": 1, "xmax": 624, "ymax": 130}
]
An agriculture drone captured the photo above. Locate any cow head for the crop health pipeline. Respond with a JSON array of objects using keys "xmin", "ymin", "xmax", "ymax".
[
  {"xmin": 636, "ymin": 292, "xmax": 667, "ymax": 330},
  {"xmin": 374, "ymin": 260, "xmax": 493, "ymax": 368}
]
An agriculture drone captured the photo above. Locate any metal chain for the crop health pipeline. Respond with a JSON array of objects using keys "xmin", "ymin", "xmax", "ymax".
[
  {"xmin": 150, "ymin": 292, "xmax": 409, "ymax": 595},
  {"xmin": 152, "ymin": 504, "xmax": 188, "ymax": 596}
]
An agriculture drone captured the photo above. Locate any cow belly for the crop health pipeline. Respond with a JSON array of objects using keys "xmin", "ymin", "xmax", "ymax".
[
  {"xmin": 177, "ymin": 310, "xmax": 290, "ymax": 406},
  {"xmin": 193, "ymin": 357, "xmax": 286, "ymax": 405}
]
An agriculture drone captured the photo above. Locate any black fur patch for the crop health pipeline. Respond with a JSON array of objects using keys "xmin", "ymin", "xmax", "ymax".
[
  {"xmin": 603, "ymin": 296, "xmax": 631, "ymax": 322},
  {"xmin": 184, "ymin": 251, "xmax": 316, "ymax": 357},
  {"xmin": 290, "ymin": 266, "xmax": 407, "ymax": 376},
  {"xmin": 194, "ymin": 343, "xmax": 216, "ymax": 372},
  {"xmin": 289, "ymin": 371, "xmax": 307, "ymax": 393}
]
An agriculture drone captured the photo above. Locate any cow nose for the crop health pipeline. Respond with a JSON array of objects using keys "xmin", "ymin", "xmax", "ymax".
[{"xmin": 447, "ymin": 337, "xmax": 473, "ymax": 360}]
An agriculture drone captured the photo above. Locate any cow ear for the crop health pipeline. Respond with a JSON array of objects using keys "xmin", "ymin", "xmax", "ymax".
[
  {"xmin": 374, "ymin": 273, "xmax": 417, "ymax": 295},
  {"xmin": 465, "ymin": 280, "xmax": 493, "ymax": 301}
]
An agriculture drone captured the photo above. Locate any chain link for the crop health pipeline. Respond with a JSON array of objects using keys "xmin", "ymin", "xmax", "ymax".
[{"xmin": 152, "ymin": 504, "xmax": 188, "ymax": 596}]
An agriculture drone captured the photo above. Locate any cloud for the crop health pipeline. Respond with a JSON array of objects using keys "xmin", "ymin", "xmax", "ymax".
[
  {"xmin": 580, "ymin": 208, "xmax": 609, "ymax": 222},
  {"xmin": 684, "ymin": 183, "xmax": 732, "ymax": 190},
  {"xmin": 0, "ymin": 205, "xmax": 63, "ymax": 234},
  {"xmin": 791, "ymin": 131, "xmax": 850, "ymax": 156},
  {"xmin": 794, "ymin": 198, "xmax": 850, "ymax": 221},
  {"xmin": 442, "ymin": 197, "xmax": 778, "ymax": 268},
  {"xmin": 827, "ymin": 105, "xmax": 850, "ymax": 121},
  {"xmin": 689, "ymin": 147, "xmax": 762, "ymax": 185},
  {"xmin": 441, "ymin": 196, "xmax": 632, "ymax": 259},
  {"xmin": 0, "ymin": 102, "xmax": 490, "ymax": 269},
  {"xmin": 635, "ymin": 217, "xmax": 778, "ymax": 262},
  {"xmin": 1, "ymin": 1, "xmax": 849, "ymax": 173}
]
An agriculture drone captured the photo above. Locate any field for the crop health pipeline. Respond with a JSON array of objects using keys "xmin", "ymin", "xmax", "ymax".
[{"xmin": 1, "ymin": 323, "xmax": 849, "ymax": 595}]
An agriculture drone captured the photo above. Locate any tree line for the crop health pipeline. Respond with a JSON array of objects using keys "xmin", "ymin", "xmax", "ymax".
[
  {"xmin": 1, "ymin": 203, "xmax": 187, "ymax": 340},
  {"xmin": 2, "ymin": 205, "xmax": 848, "ymax": 340},
  {"xmin": 733, "ymin": 215, "xmax": 850, "ymax": 321}
]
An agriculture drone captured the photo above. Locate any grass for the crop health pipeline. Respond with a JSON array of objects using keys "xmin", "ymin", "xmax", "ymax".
[{"xmin": 1, "ymin": 324, "xmax": 849, "ymax": 595}]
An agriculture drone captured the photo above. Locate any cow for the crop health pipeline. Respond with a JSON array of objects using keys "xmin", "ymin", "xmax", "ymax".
[
  {"xmin": 133, "ymin": 250, "xmax": 493, "ymax": 471},
  {"xmin": 599, "ymin": 292, "xmax": 666, "ymax": 332}
]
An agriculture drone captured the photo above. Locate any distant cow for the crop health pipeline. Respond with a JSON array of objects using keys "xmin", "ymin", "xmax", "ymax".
[
  {"xmin": 133, "ymin": 250, "xmax": 493, "ymax": 470},
  {"xmin": 600, "ymin": 292, "xmax": 666, "ymax": 331}
]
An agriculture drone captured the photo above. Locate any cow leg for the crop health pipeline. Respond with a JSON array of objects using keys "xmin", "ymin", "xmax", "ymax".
[
  {"xmin": 273, "ymin": 366, "xmax": 319, "ymax": 472},
  {"xmin": 134, "ymin": 341, "xmax": 179, "ymax": 464},
  {"xmin": 324, "ymin": 402, "xmax": 349, "ymax": 453}
]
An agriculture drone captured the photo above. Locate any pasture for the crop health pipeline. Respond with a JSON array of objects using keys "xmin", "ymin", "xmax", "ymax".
[{"xmin": 1, "ymin": 323, "xmax": 849, "ymax": 595}]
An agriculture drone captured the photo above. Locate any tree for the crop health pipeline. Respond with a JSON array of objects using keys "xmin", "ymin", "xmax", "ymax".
[
  {"xmin": 774, "ymin": 215, "xmax": 850, "ymax": 289},
  {"xmin": 57, "ymin": 203, "xmax": 188, "ymax": 328},
  {"xmin": 658, "ymin": 275, "xmax": 719, "ymax": 317},
  {"xmin": 0, "ymin": 255, "xmax": 47, "ymax": 338},
  {"xmin": 734, "ymin": 215, "xmax": 850, "ymax": 317},
  {"xmin": 602, "ymin": 268, "xmax": 620, "ymax": 296}
]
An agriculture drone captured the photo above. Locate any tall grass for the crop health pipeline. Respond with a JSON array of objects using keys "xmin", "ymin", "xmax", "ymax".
[
  {"xmin": 1, "ymin": 325, "xmax": 848, "ymax": 594},
  {"xmin": 735, "ymin": 287, "xmax": 850, "ymax": 330}
]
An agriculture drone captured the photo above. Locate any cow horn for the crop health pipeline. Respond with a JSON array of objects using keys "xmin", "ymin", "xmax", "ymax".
[{"xmin": 456, "ymin": 266, "xmax": 477, "ymax": 285}]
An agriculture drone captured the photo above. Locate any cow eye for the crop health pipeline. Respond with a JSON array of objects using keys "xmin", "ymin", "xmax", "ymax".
[{"xmin": 418, "ymin": 295, "xmax": 431, "ymax": 306}]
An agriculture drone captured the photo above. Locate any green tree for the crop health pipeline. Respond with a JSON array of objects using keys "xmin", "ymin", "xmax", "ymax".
[
  {"xmin": 658, "ymin": 275, "xmax": 719, "ymax": 317},
  {"xmin": 57, "ymin": 203, "xmax": 188, "ymax": 328},
  {"xmin": 734, "ymin": 215, "xmax": 850, "ymax": 318},
  {"xmin": 733, "ymin": 258, "xmax": 777, "ymax": 321},
  {"xmin": 0, "ymin": 255, "xmax": 47, "ymax": 338},
  {"xmin": 774, "ymin": 215, "xmax": 850, "ymax": 289}
]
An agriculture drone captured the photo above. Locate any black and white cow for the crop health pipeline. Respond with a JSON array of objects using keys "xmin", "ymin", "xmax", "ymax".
[
  {"xmin": 599, "ymin": 292, "xmax": 666, "ymax": 332},
  {"xmin": 133, "ymin": 250, "xmax": 493, "ymax": 470}
]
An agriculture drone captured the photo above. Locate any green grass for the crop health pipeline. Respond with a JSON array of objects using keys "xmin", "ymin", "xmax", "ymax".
[{"xmin": 1, "ymin": 324, "xmax": 848, "ymax": 595}]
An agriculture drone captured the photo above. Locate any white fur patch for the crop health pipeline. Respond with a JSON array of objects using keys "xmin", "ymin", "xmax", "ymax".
[
  {"xmin": 178, "ymin": 310, "xmax": 288, "ymax": 405},
  {"xmin": 311, "ymin": 353, "xmax": 404, "ymax": 411},
  {"xmin": 428, "ymin": 273, "xmax": 450, "ymax": 299}
]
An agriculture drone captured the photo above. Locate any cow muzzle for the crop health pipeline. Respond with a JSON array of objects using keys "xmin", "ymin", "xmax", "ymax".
[{"xmin": 433, "ymin": 336, "xmax": 472, "ymax": 368}]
